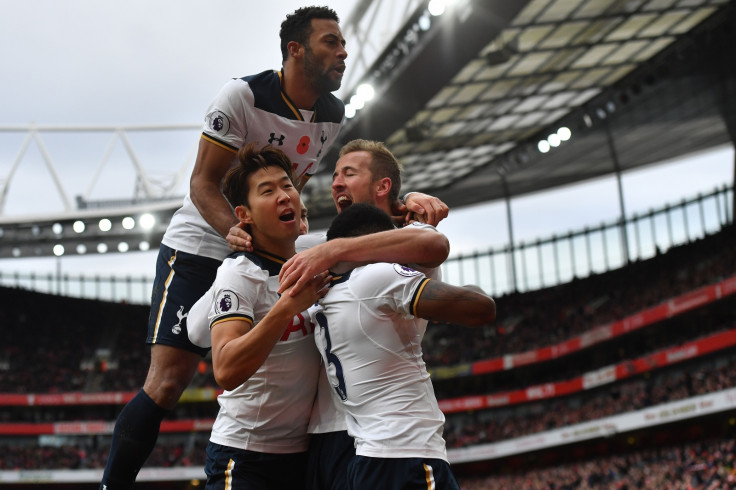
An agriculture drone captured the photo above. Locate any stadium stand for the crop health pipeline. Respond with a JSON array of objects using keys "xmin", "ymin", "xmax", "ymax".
[
  {"xmin": 0, "ymin": 220, "xmax": 733, "ymax": 488},
  {"xmin": 2, "ymin": 0, "xmax": 734, "ymax": 487}
]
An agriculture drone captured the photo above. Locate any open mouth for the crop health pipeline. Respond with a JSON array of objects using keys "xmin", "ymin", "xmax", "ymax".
[
  {"xmin": 336, "ymin": 195, "xmax": 353, "ymax": 212},
  {"xmin": 279, "ymin": 210, "xmax": 296, "ymax": 222}
]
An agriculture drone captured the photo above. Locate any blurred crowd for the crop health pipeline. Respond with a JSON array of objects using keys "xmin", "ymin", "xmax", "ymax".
[
  {"xmin": 443, "ymin": 351, "xmax": 736, "ymax": 448},
  {"xmin": 425, "ymin": 225, "xmax": 735, "ymax": 368},
  {"xmin": 458, "ymin": 437, "xmax": 736, "ymax": 489},
  {"xmin": 0, "ymin": 226, "xmax": 734, "ymax": 477},
  {"xmin": 0, "ymin": 436, "xmax": 207, "ymax": 470},
  {"xmin": 0, "ymin": 227, "xmax": 733, "ymax": 395}
]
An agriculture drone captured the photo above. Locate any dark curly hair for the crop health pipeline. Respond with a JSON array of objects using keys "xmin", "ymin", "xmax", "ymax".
[
  {"xmin": 327, "ymin": 203, "xmax": 395, "ymax": 241},
  {"xmin": 279, "ymin": 6, "xmax": 340, "ymax": 62}
]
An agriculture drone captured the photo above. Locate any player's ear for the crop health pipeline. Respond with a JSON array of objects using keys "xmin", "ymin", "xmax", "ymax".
[
  {"xmin": 287, "ymin": 40, "xmax": 303, "ymax": 60},
  {"xmin": 374, "ymin": 177, "xmax": 392, "ymax": 199},
  {"xmin": 234, "ymin": 205, "xmax": 254, "ymax": 224}
]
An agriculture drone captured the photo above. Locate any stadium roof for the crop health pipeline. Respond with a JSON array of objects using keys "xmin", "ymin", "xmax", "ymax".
[
  {"xmin": 1, "ymin": 0, "xmax": 733, "ymax": 258},
  {"xmin": 303, "ymin": 0, "xmax": 735, "ymax": 229}
]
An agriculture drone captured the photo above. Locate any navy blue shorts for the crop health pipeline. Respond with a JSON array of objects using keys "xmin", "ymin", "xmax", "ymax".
[
  {"xmin": 306, "ymin": 430, "xmax": 356, "ymax": 490},
  {"xmin": 347, "ymin": 455, "xmax": 460, "ymax": 490},
  {"xmin": 205, "ymin": 441, "xmax": 307, "ymax": 490},
  {"xmin": 146, "ymin": 244, "xmax": 220, "ymax": 356}
]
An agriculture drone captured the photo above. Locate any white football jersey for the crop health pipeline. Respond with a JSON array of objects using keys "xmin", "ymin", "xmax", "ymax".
[
  {"xmin": 306, "ymin": 222, "xmax": 443, "ymax": 435},
  {"xmin": 188, "ymin": 250, "xmax": 320, "ymax": 454},
  {"xmin": 311, "ymin": 262, "xmax": 449, "ymax": 461},
  {"xmin": 163, "ymin": 70, "xmax": 344, "ymax": 260}
]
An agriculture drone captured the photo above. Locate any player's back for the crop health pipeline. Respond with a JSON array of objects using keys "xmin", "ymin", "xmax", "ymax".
[{"xmin": 314, "ymin": 262, "xmax": 447, "ymax": 460}]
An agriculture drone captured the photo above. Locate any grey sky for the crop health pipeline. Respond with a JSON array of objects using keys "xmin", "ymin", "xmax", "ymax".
[{"xmin": 0, "ymin": 0, "xmax": 733, "ymax": 281}]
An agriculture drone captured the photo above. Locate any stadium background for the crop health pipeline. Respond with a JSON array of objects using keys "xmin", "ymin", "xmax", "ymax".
[{"xmin": 1, "ymin": 0, "xmax": 735, "ymax": 488}]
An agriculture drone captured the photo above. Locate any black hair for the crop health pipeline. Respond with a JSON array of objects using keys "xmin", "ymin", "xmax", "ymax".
[
  {"xmin": 279, "ymin": 6, "xmax": 339, "ymax": 62},
  {"xmin": 222, "ymin": 142, "xmax": 294, "ymax": 208},
  {"xmin": 326, "ymin": 203, "xmax": 395, "ymax": 241}
]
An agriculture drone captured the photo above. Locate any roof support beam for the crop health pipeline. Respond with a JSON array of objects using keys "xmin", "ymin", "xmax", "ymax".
[{"xmin": 327, "ymin": 0, "xmax": 533, "ymax": 161}]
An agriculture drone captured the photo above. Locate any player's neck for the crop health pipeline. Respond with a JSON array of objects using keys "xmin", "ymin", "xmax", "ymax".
[
  {"xmin": 376, "ymin": 200, "xmax": 393, "ymax": 218},
  {"xmin": 252, "ymin": 233, "xmax": 297, "ymax": 261},
  {"xmin": 281, "ymin": 65, "xmax": 319, "ymax": 110},
  {"xmin": 330, "ymin": 261, "xmax": 356, "ymax": 275}
]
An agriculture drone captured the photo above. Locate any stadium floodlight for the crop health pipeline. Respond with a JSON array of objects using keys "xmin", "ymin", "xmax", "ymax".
[
  {"xmin": 139, "ymin": 241, "xmax": 150, "ymax": 251},
  {"xmin": 53, "ymin": 244, "xmax": 65, "ymax": 256},
  {"xmin": 139, "ymin": 213, "xmax": 155, "ymax": 230},
  {"xmin": 350, "ymin": 94, "xmax": 365, "ymax": 110},
  {"xmin": 548, "ymin": 133, "xmax": 561, "ymax": 148},
  {"xmin": 357, "ymin": 83, "xmax": 375, "ymax": 102},
  {"xmin": 538, "ymin": 140, "xmax": 550, "ymax": 153},
  {"xmin": 558, "ymin": 127, "xmax": 571, "ymax": 141},
  {"xmin": 428, "ymin": 0, "xmax": 446, "ymax": 16},
  {"xmin": 99, "ymin": 218, "xmax": 112, "ymax": 232},
  {"xmin": 12, "ymin": 248, "xmax": 21, "ymax": 257},
  {"xmin": 345, "ymin": 104, "xmax": 356, "ymax": 119},
  {"xmin": 122, "ymin": 217, "xmax": 136, "ymax": 230},
  {"xmin": 418, "ymin": 12, "xmax": 431, "ymax": 31},
  {"xmin": 76, "ymin": 244, "xmax": 87, "ymax": 254},
  {"xmin": 73, "ymin": 220, "xmax": 85, "ymax": 233},
  {"xmin": 52, "ymin": 223, "xmax": 63, "ymax": 235},
  {"xmin": 97, "ymin": 243, "xmax": 108, "ymax": 254},
  {"xmin": 118, "ymin": 242, "xmax": 129, "ymax": 253}
]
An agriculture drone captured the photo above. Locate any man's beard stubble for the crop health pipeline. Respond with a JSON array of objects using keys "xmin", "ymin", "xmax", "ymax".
[{"xmin": 303, "ymin": 47, "xmax": 342, "ymax": 94}]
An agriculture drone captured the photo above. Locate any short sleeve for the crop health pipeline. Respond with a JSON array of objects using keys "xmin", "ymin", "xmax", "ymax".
[
  {"xmin": 186, "ymin": 257, "xmax": 267, "ymax": 348},
  {"xmin": 404, "ymin": 222, "xmax": 443, "ymax": 281},
  {"xmin": 350, "ymin": 263, "xmax": 430, "ymax": 318},
  {"xmin": 201, "ymin": 79, "xmax": 252, "ymax": 151}
]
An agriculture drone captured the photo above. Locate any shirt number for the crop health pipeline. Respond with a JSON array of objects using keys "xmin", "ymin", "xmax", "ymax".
[{"xmin": 315, "ymin": 311, "xmax": 347, "ymax": 401}]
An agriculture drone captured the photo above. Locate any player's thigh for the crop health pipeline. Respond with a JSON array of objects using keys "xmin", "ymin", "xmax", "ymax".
[
  {"xmin": 306, "ymin": 430, "xmax": 356, "ymax": 490},
  {"xmin": 146, "ymin": 244, "xmax": 219, "ymax": 355},
  {"xmin": 143, "ymin": 343, "xmax": 201, "ymax": 407},
  {"xmin": 348, "ymin": 456, "xmax": 460, "ymax": 490},
  {"xmin": 205, "ymin": 442, "xmax": 308, "ymax": 490}
]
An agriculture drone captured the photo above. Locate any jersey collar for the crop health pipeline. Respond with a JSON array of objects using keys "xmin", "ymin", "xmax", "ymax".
[{"xmin": 278, "ymin": 69, "xmax": 317, "ymax": 122}]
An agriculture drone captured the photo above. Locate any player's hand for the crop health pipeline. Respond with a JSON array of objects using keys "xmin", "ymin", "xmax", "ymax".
[
  {"xmin": 403, "ymin": 192, "xmax": 449, "ymax": 227},
  {"xmin": 390, "ymin": 199, "xmax": 410, "ymax": 226},
  {"xmin": 226, "ymin": 221, "xmax": 254, "ymax": 252},
  {"xmin": 277, "ymin": 270, "xmax": 331, "ymax": 311},
  {"xmin": 279, "ymin": 242, "xmax": 336, "ymax": 296}
]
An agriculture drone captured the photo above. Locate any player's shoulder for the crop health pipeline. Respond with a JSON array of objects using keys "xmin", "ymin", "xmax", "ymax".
[
  {"xmin": 238, "ymin": 69, "xmax": 278, "ymax": 87},
  {"xmin": 220, "ymin": 252, "xmax": 262, "ymax": 276},
  {"xmin": 296, "ymin": 232, "xmax": 327, "ymax": 253},
  {"xmin": 221, "ymin": 251, "xmax": 281, "ymax": 277},
  {"xmin": 353, "ymin": 262, "xmax": 424, "ymax": 282},
  {"xmin": 232, "ymin": 250, "xmax": 285, "ymax": 276},
  {"xmin": 315, "ymin": 92, "xmax": 345, "ymax": 123},
  {"xmin": 215, "ymin": 70, "xmax": 277, "ymax": 99},
  {"xmin": 405, "ymin": 221, "xmax": 440, "ymax": 233}
]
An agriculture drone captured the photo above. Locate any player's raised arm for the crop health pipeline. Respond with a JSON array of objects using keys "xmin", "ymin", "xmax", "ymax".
[
  {"xmin": 210, "ymin": 273, "xmax": 329, "ymax": 390},
  {"xmin": 190, "ymin": 138, "xmax": 242, "ymax": 239},
  {"xmin": 279, "ymin": 225, "xmax": 449, "ymax": 295},
  {"xmin": 414, "ymin": 281, "xmax": 496, "ymax": 327}
]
